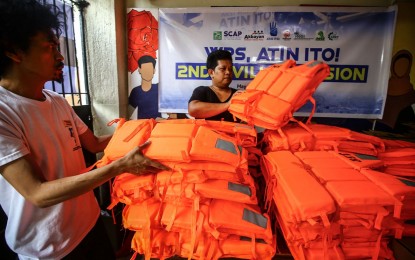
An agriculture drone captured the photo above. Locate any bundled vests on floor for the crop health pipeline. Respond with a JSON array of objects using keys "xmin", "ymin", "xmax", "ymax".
[
  {"xmin": 98, "ymin": 119, "xmax": 275, "ymax": 260},
  {"xmin": 261, "ymin": 149, "xmax": 415, "ymax": 260}
]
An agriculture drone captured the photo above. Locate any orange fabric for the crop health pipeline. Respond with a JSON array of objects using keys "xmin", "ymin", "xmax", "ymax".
[
  {"xmin": 294, "ymin": 150, "xmax": 383, "ymax": 171},
  {"xmin": 108, "ymin": 173, "xmax": 155, "ymax": 208},
  {"xmin": 122, "ymin": 198, "xmax": 162, "ymax": 231},
  {"xmin": 143, "ymin": 123, "xmax": 248, "ymax": 175},
  {"xmin": 360, "ymin": 169, "xmax": 415, "ymax": 199},
  {"xmin": 158, "ymin": 119, "xmax": 258, "ymax": 148},
  {"xmin": 263, "ymin": 123, "xmax": 385, "ymax": 156},
  {"xmin": 403, "ymin": 223, "xmax": 415, "ymax": 237},
  {"xmin": 228, "ymin": 60, "xmax": 330, "ymax": 130},
  {"xmin": 131, "ymin": 229, "xmax": 180, "ymax": 260},
  {"xmin": 263, "ymin": 148, "xmax": 409, "ymax": 259},
  {"xmin": 261, "ymin": 151, "xmax": 336, "ymax": 225},
  {"xmin": 216, "ymin": 235, "xmax": 276, "ymax": 259},
  {"xmin": 341, "ymin": 240, "xmax": 394, "ymax": 260},
  {"xmin": 96, "ymin": 118, "xmax": 155, "ymax": 168}
]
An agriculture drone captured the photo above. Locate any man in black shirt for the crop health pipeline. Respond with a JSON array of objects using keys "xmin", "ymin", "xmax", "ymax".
[{"xmin": 188, "ymin": 50, "xmax": 242, "ymax": 122}]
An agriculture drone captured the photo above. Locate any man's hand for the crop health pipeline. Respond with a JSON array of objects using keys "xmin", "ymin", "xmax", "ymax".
[{"xmin": 118, "ymin": 140, "xmax": 170, "ymax": 175}]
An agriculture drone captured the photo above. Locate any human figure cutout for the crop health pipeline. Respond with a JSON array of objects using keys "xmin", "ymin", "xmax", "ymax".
[
  {"xmin": 380, "ymin": 49, "xmax": 415, "ymax": 129},
  {"xmin": 128, "ymin": 55, "xmax": 161, "ymax": 119}
]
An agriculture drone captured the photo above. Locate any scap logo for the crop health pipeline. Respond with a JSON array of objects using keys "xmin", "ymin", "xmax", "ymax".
[
  {"xmin": 213, "ymin": 31, "xmax": 222, "ymax": 40},
  {"xmin": 224, "ymin": 31, "xmax": 242, "ymax": 37}
]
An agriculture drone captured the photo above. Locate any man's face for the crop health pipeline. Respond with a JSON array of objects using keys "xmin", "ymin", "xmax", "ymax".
[
  {"xmin": 20, "ymin": 31, "xmax": 65, "ymax": 84},
  {"xmin": 139, "ymin": 62, "xmax": 155, "ymax": 82},
  {"xmin": 209, "ymin": 59, "xmax": 233, "ymax": 88}
]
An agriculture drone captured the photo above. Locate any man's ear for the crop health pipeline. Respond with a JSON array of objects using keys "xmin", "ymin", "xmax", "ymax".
[
  {"xmin": 208, "ymin": 68, "xmax": 214, "ymax": 78},
  {"xmin": 5, "ymin": 50, "xmax": 22, "ymax": 63}
]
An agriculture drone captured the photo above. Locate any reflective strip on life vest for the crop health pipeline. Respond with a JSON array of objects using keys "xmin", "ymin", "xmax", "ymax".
[
  {"xmin": 195, "ymin": 179, "xmax": 258, "ymax": 205},
  {"xmin": 208, "ymin": 199, "xmax": 273, "ymax": 244}
]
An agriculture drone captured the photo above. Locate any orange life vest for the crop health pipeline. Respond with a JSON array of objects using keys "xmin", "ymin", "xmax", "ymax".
[
  {"xmin": 96, "ymin": 118, "xmax": 155, "ymax": 168},
  {"xmin": 228, "ymin": 60, "xmax": 330, "ymax": 130},
  {"xmin": 131, "ymin": 229, "xmax": 180, "ymax": 260},
  {"xmin": 261, "ymin": 151, "xmax": 336, "ymax": 226},
  {"xmin": 378, "ymin": 147, "xmax": 415, "ymax": 177},
  {"xmin": 157, "ymin": 118, "xmax": 258, "ymax": 148},
  {"xmin": 262, "ymin": 123, "xmax": 385, "ymax": 156}
]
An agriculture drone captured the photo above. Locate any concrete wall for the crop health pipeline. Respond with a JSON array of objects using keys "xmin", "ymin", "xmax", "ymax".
[
  {"xmin": 83, "ymin": 0, "xmax": 119, "ymax": 135},
  {"xmin": 83, "ymin": 0, "xmax": 414, "ymax": 136}
]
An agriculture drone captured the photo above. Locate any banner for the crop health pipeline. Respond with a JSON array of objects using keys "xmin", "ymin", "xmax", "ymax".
[{"xmin": 158, "ymin": 6, "xmax": 397, "ymax": 119}]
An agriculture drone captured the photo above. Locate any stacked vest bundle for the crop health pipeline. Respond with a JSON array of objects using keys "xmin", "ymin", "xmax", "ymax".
[
  {"xmin": 377, "ymin": 147, "xmax": 415, "ymax": 179},
  {"xmin": 262, "ymin": 123, "xmax": 385, "ymax": 156},
  {"xmin": 228, "ymin": 60, "xmax": 330, "ymax": 130},
  {"xmin": 260, "ymin": 146, "xmax": 415, "ymax": 260},
  {"xmin": 100, "ymin": 118, "xmax": 275, "ymax": 260}
]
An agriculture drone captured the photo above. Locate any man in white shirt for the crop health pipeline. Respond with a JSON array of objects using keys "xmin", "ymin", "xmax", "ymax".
[{"xmin": 0, "ymin": 1, "xmax": 168, "ymax": 259}]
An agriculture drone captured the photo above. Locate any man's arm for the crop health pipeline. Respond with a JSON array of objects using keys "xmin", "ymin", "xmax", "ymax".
[
  {"xmin": 188, "ymin": 100, "xmax": 230, "ymax": 119},
  {"xmin": 79, "ymin": 128, "xmax": 112, "ymax": 153},
  {"xmin": 0, "ymin": 144, "xmax": 168, "ymax": 208}
]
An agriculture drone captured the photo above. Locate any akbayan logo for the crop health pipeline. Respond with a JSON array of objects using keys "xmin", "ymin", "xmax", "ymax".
[{"xmin": 244, "ymin": 30, "xmax": 264, "ymax": 40}]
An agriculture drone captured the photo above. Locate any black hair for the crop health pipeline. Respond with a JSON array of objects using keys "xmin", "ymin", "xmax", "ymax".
[
  {"xmin": 206, "ymin": 50, "xmax": 233, "ymax": 70},
  {"xmin": 0, "ymin": 0, "xmax": 62, "ymax": 77},
  {"xmin": 138, "ymin": 55, "xmax": 156, "ymax": 69}
]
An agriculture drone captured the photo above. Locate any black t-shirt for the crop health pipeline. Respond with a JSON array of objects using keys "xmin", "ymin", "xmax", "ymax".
[{"xmin": 188, "ymin": 86, "xmax": 239, "ymax": 122}]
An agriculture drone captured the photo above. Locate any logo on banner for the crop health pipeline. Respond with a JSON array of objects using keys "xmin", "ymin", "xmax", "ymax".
[
  {"xmin": 245, "ymin": 30, "xmax": 264, "ymax": 40},
  {"xmin": 223, "ymin": 30, "xmax": 243, "ymax": 40},
  {"xmin": 328, "ymin": 32, "xmax": 339, "ymax": 40},
  {"xmin": 282, "ymin": 29, "xmax": 291, "ymax": 40},
  {"xmin": 213, "ymin": 31, "xmax": 222, "ymax": 40},
  {"xmin": 267, "ymin": 21, "xmax": 279, "ymax": 40},
  {"xmin": 293, "ymin": 31, "xmax": 313, "ymax": 40},
  {"xmin": 315, "ymin": 31, "xmax": 325, "ymax": 41}
]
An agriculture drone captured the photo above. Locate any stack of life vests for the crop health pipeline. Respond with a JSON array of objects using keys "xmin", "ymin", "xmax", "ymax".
[
  {"xmin": 260, "ymin": 145, "xmax": 415, "ymax": 259},
  {"xmin": 226, "ymin": 58, "xmax": 415, "ymax": 259},
  {"xmin": 97, "ymin": 58, "xmax": 415, "ymax": 259},
  {"xmin": 97, "ymin": 118, "xmax": 276, "ymax": 260}
]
